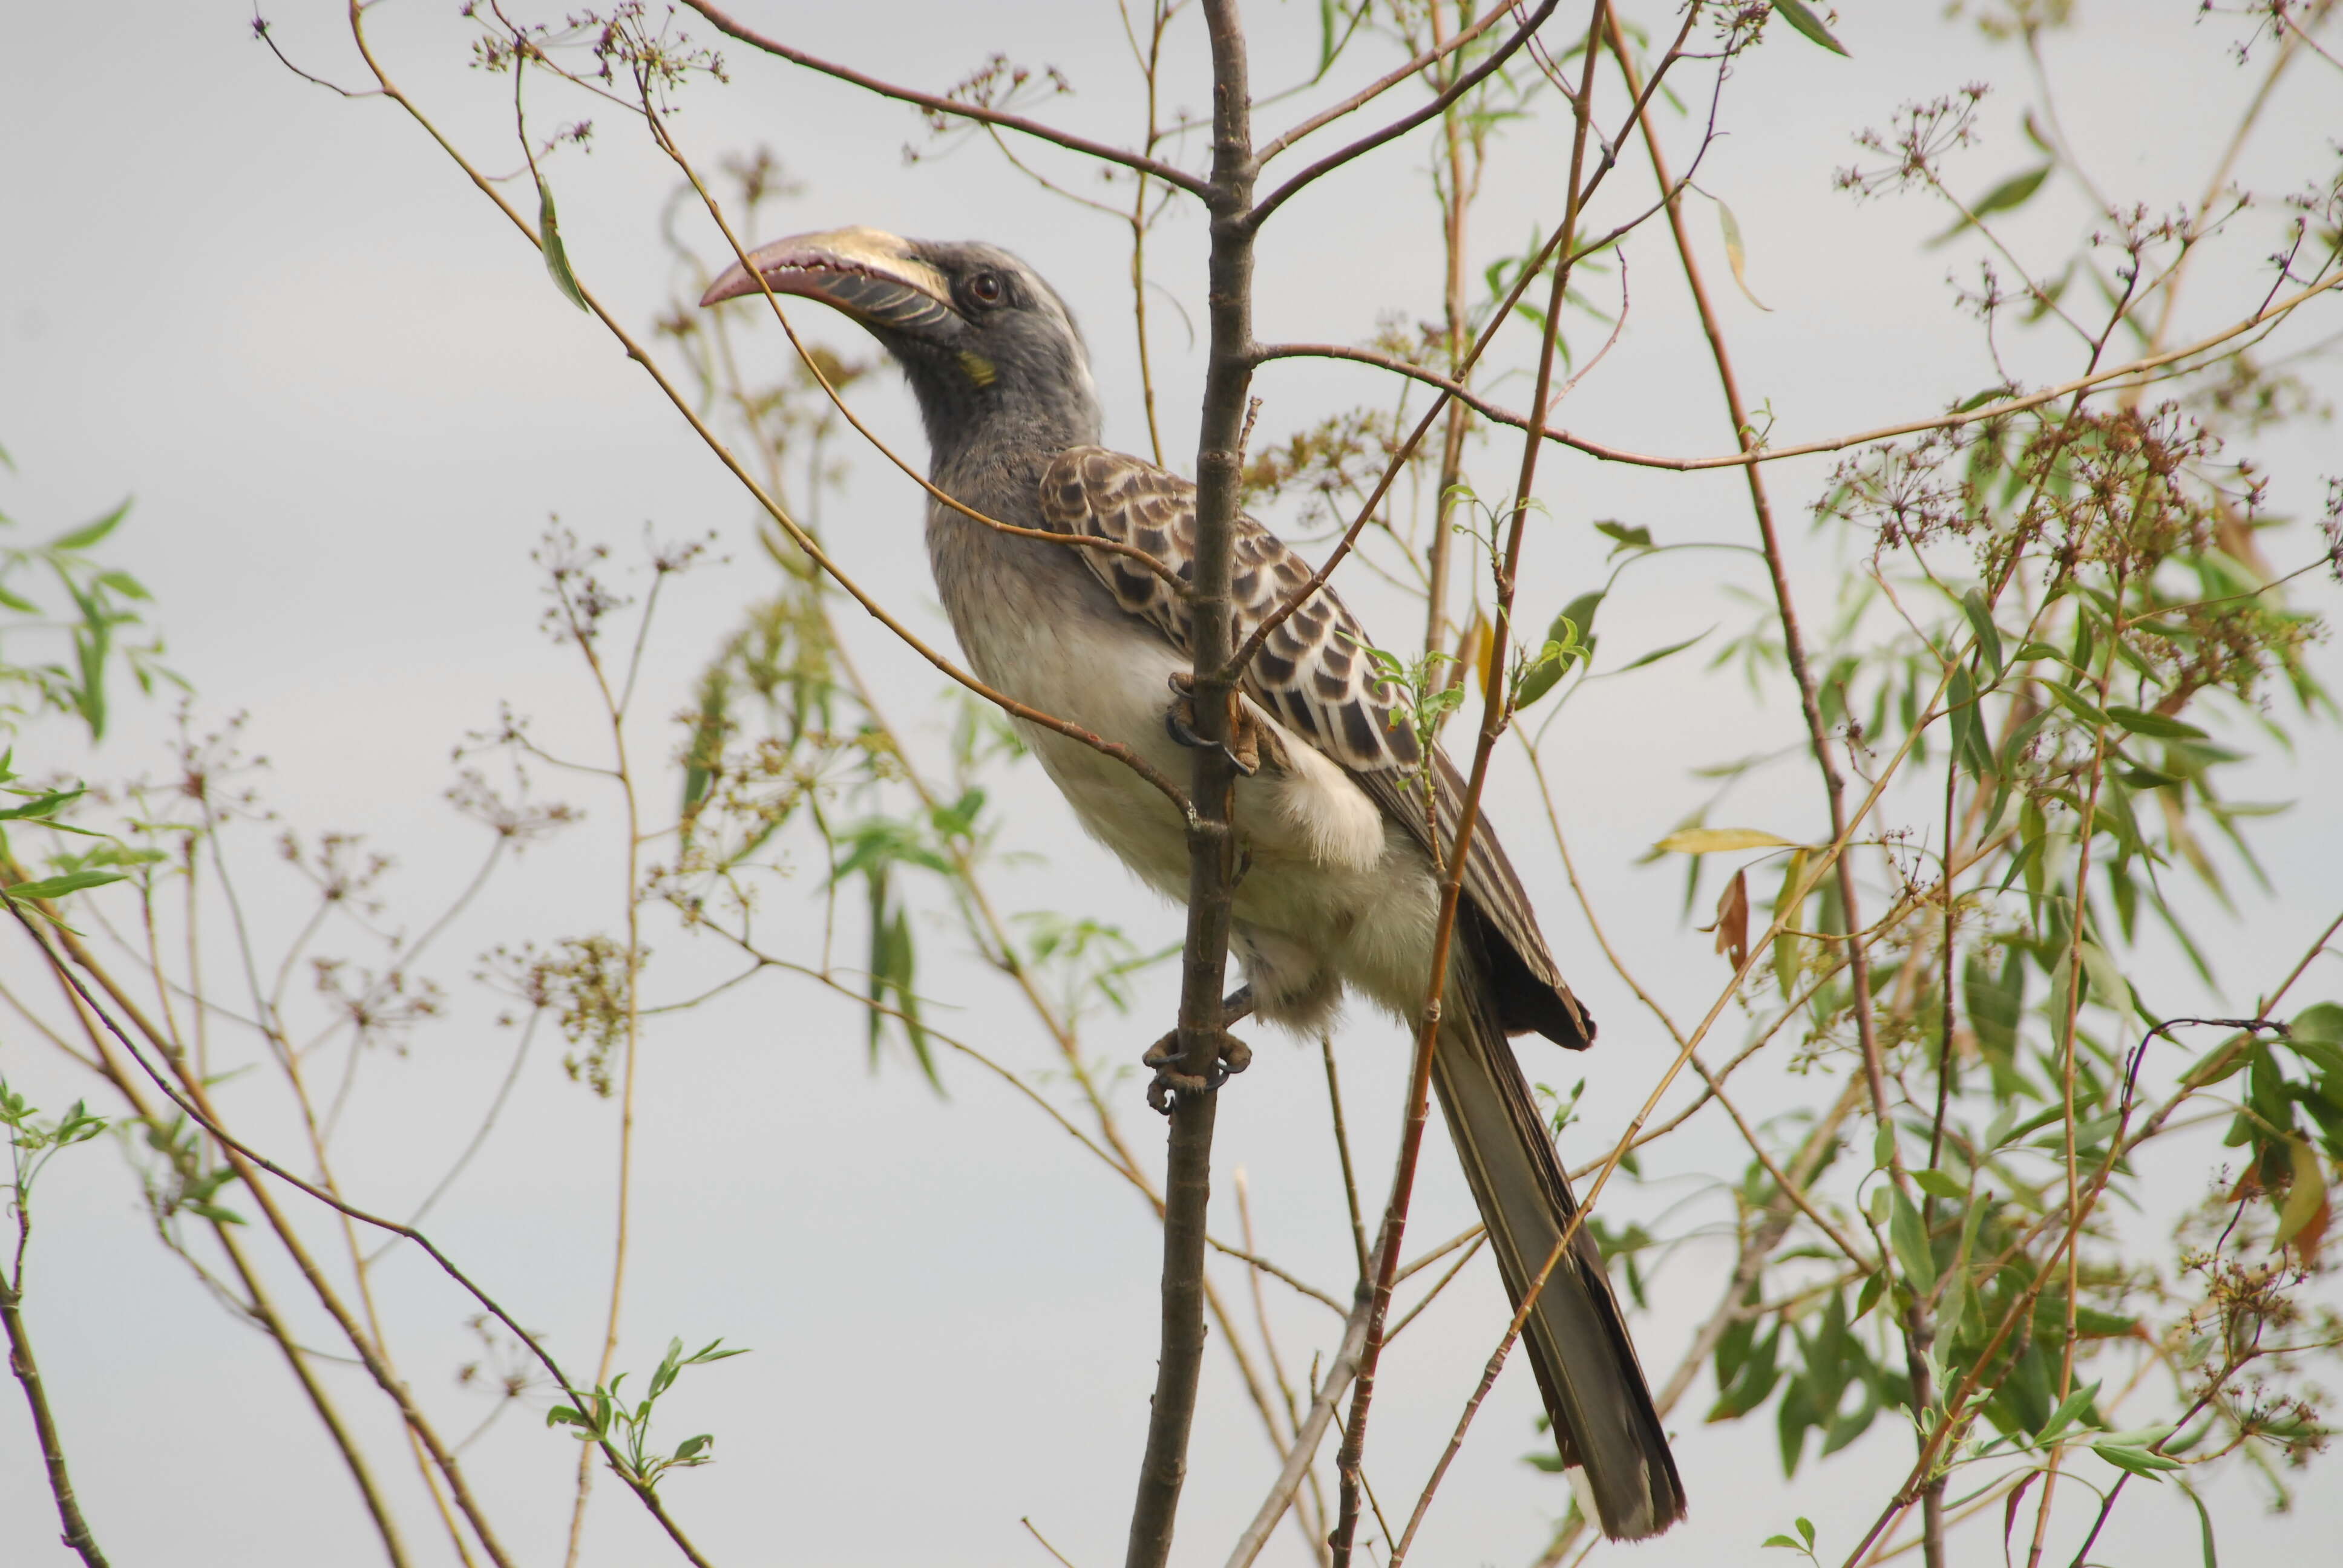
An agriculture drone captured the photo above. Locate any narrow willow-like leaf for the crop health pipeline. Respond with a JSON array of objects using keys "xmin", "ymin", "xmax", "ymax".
[
  {"xmin": 2, "ymin": 869, "xmax": 126, "ymax": 901},
  {"xmin": 1961, "ymin": 587, "xmax": 2003, "ymax": 679},
  {"xmin": 2106, "ymin": 704, "xmax": 2208, "ymax": 739},
  {"xmin": 1932, "ymin": 165, "xmax": 2053, "ymax": 246},
  {"xmin": 1911, "ymin": 1168, "xmax": 1964, "ymax": 1201},
  {"xmin": 49, "ymin": 499, "xmax": 131, "ymax": 552},
  {"xmin": 537, "ymin": 175, "xmax": 591, "ymax": 313},
  {"xmin": 1774, "ymin": 0, "xmax": 1850, "ymax": 56},
  {"xmin": 1773, "ymin": 848, "xmax": 1809, "ymax": 998},
  {"xmin": 1654, "ymin": 826, "xmax": 1800, "ymax": 854},
  {"xmin": 1620, "ymin": 628, "xmax": 1713, "ymax": 673},
  {"xmin": 1717, "ymin": 199, "xmax": 1774, "ymax": 310},
  {"xmin": 1889, "ymin": 1186, "xmax": 1936, "ymax": 1292}
]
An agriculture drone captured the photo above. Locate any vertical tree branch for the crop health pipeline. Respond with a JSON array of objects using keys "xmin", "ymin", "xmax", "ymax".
[
  {"xmin": 1125, "ymin": 4, "xmax": 1256, "ymax": 1564},
  {"xmin": 2022, "ymin": 568, "xmax": 2127, "ymax": 1568},
  {"xmin": 1423, "ymin": 0, "xmax": 1478, "ymax": 659},
  {"xmin": 1122, "ymin": 0, "xmax": 1175, "ymax": 468},
  {"xmin": 2, "ymin": 1209, "xmax": 109, "ymax": 1568},
  {"xmin": 563, "ymin": 573, "xmax": 653, "ymax": 1568}
]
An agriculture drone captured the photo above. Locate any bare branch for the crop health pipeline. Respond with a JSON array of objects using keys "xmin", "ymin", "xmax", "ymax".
[
  {"xmin": 1256, "ymin": 0, "xmax": 1542, "ymax": 165},
  {"xmin": 681, "ymin": 1, "xmax": 1210, "ymax": 196},
  {"xmin": 1249, "ymin": 0, "xmax": 1563, "ymax": 227},
  {"xmin": 1253, "ymin": 267, "xmax": 2343, "ymax": 471}
]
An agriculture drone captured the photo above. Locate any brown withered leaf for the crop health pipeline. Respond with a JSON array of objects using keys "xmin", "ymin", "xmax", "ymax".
[{"xmin": 1700, "ymin": 868, "xmax": 1751, "ymax": 972}]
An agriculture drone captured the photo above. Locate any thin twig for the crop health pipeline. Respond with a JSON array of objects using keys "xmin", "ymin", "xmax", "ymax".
[
  {"xmin": 1250, "ymin": 269, "xmax": 2343, "ymax": 473},
  {"xmin": 339, "ymin": 6, "xmax": 1194, "ymax": 821},
  {"xmin": 16, "ymin": 903, "xmax": 713, "ymax": 1568},
  {"xmin": 681, "ymin": 1, "xmax": 1209, "ymax": 196}
]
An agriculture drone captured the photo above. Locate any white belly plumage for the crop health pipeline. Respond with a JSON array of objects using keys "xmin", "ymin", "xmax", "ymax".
[{"xmin": 955, "ymin": 602, "xmax": 1444, "ymax": 1034}]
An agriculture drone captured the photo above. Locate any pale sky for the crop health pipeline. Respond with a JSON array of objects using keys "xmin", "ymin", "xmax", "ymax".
[{"xmin": 3, "ymin": 4, "xmax": 2340, "ymax": 1566}]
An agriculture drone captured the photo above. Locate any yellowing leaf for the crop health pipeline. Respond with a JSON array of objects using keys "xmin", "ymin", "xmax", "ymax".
[
  {"xmin": 1772, "ymin": 848, "xmax": 1810, "ymax": 998},
  {"xmin": 1465, "ymin": 607, "xmax": 1494, "ymax": 694},
  {"xmin": 1717, "ymin": 200, "xmax": 1773, "ymax": 312},
  {"xmin": 1653, "ymin": 827, "xmax": 1801, "ymax": 855},
  {"xmin": 2277, "ymin": 1137, "xmax": 2330, "ymax": 1260}
]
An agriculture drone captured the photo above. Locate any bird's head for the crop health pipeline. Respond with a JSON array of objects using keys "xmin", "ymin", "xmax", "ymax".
[{"xmin": 700, "ymin": 226, "xmax": 1101, "ymax": 465}]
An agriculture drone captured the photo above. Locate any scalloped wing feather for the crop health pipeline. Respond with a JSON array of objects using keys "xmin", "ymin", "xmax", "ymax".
[{"xmin": 1039, "ymin": 446, "xmax": 1420, "ymax": 775}]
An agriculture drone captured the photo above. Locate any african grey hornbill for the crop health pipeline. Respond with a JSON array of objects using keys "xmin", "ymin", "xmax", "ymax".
[{"xmin": 701, "ymin": 226, "xmax": 1686, "ymax": 1541}]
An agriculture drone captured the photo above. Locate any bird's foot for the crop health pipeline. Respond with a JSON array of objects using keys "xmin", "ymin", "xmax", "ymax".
[
  {"xmin": 1164, "ymin": 673, "xmax": 1289, "ymax": 778},
  {"xmin": 1143, "ymin": 1028, "xmax": 1254, "ymax": 1115}
]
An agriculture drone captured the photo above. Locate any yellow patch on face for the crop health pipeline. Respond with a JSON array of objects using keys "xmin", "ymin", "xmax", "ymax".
[{"xmin": 958, "ymin": 351, "xmax": 998, "ymax": 389}]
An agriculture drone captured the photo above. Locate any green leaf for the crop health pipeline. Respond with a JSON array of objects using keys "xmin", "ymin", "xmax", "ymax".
[
  {"xmin": 1, "ymin": 870, "xmax": 126, "ymax": 902},
  {"xmin": 1708, "ymin": 1322, "xmax": 1783, "ymax": 1421},
  {"xmin": 1948, "ymin": 663, "xmax": 1988, "ymax": 778},
  {"xmin": 1931, "ymin": 165, "xmax": 2052, "ymax": 246},
  {"xmin": 2040, "ymin": 678, "xmax": 2110, "ymax": 728},
  {"xmin": 1773, "ymin": 0, "xmax": 1849, "ymax": 56},
  {"xmin": 2073, "ymin": 1307, "xmax": 2141, "ymax": 1339},
  {"xmin": 1717, "ymin": 199, "xmax": 1772, "ymax": 311},
  {"xmin": 1889, "ymin": 1186, "xmax": 1936, "ymax": 1292},
  {"xmin": 1912, "ymin": 1168, "xmax": 1965, "ymax": 1201},
  {"xmin": 0, "ymin": 788, "xmax": 84, "ymax": 822},
  {"xmin": 1592, "ymin": 520, "xmax": 1653, "ymax": 555},
  {"xmin": 1653, "ymin": 827, "xmax": 1800, "ymax": 854},
  {"xmin": 537, "ymin": 175, "xmax": 591, "ymax": 313},
  {"xmin": 1554, "ymin": 590, "xmax": 1606, "ymax": 648},
  {"xmin": 1952, "ymin": 385, "xmax": 2014, "ymax": 414},
  {"xmin": 1619, "ymin": 629, "xmax": 1712, "ymax": 673},
  {"xmin": 2092, "ymin": 1442, "xmax": 2181, "ymax": 1478},
  {"xmin": 2290, "ymin": 1002, "xmax": 2343, "ymax": 1046},
  {"xmin": 1961, "ymin": 587, "xmax": 2003, "ymax": 679},
  {"xmin": 1970, "ymin": 165, "xmax": 2051, "ymax": 219},
  {"xmin": 2077, "ymin": 939, "xmax": 2135, "ymax": 1022},
  {"xmin": 2105, "ymin": 705, "xmax": 2207, "ymax": 740},
  {"xmin": 2036, "ymin": 1379, "xmax": 2102, "ymax": 1444},
  {"xmin": 1517, "ymin": 592, "xmax": 1604, "ymax": 709},
  {"xmin": 48, "ymin": 500, "xmax": 131, "ymax": 553},
  {"xmin": 2178, "ymin": 1480, "xmax": 2220, "ymax": 1568}
]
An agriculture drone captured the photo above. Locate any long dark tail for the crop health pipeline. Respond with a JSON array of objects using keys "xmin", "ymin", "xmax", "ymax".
[{"xmin": 1429, "ymin": 943, "xmax": 1687, "ymax": 1541}]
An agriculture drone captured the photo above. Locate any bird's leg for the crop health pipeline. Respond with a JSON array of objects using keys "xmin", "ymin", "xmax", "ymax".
[
  {"xmin": 1164, "ymin": 673, "xmax": 1289, "ymax": 779},
  {"xmin": 1144, "ymin": 984, "xmax": 1256, "ymax": 1114}
]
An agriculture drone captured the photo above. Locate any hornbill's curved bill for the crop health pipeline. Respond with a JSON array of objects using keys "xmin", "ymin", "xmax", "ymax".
[{"xmin": 701, "ymin": 226, "xmax": 960, "ymax": 338}]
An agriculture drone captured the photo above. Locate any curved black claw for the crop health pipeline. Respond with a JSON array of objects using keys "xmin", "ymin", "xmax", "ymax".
[
  {"xmin": 1164, "ymin": 673, "xmax": 1288, "ymax": 779},
  {"xmin": 1143, "ymin": 1027, "xmax": 1254, "ymax": 1116}
]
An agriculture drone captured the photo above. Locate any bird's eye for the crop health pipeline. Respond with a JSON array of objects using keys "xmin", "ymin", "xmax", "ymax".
[{"xmin": 968, "ymin": 272, "xmax": 1004, "ymax": 305}]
